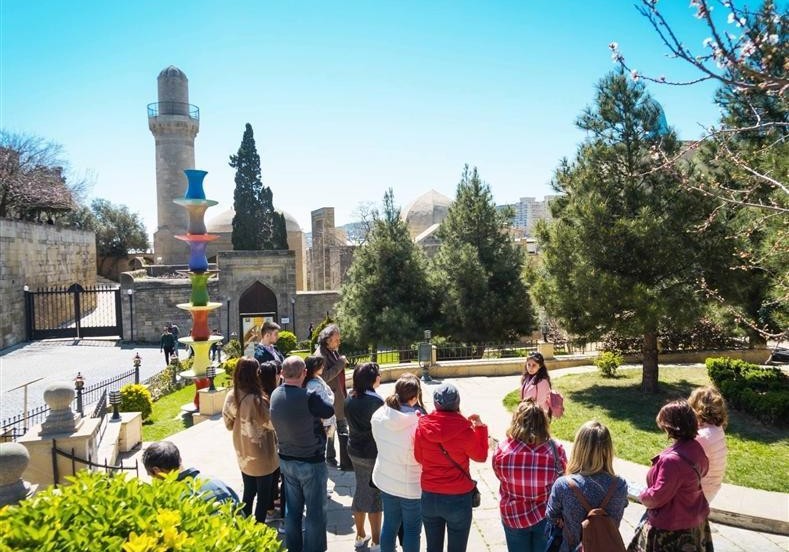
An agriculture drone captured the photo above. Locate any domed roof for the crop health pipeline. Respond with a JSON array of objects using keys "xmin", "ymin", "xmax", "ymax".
[
  {"xmin": 205, "ymin": 207, "xmax": 302, "ymax": 234},
  {"xmin": 158, "ymin": 65, "xmax": 187, "ymax": 79},
  {"xmin": 403, "ymin": 189, "xmax": 452, "ymax": 238}
]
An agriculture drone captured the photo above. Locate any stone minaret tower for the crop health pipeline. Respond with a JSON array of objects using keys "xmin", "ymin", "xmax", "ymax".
[{"xmin": 148, "ymin": 66, "xmax": 200, "ymax": 265}]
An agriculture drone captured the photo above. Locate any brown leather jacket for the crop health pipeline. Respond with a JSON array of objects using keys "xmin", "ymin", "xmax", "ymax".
[{"xmin": 315, "ymin": 345, "xmax": 348, "ymax": 420}]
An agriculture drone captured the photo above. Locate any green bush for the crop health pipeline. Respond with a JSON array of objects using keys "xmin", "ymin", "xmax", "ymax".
[
  {"xmin": 120, "ymin": 383, "xmax": 153, "ymax": 420},
  {"xmin": 595, "ymin": 351, "xmax": 623, "ymax": 377},
  {"xmin": 0, "ymin": 470, "xmax": 281, "ymax": 551},
  {"xmin": 296, "ymin": 339, "xmax": 312, "ymax": 351},
  {"xmin": 222, "ymin": 357, "xmax": 240, "ymax": 380},
  {"xmin": 706, "ymin": 357, "xmax": 789, "ymax": 426},
  {"xmin": 144, "ymin": 364, "xmax": 186, "ymax": 402},
  {"xmin": 276, "ymin": 331, "xmax": 298, "ymax": 356},
  {"xmin": 222, "ymin": 338, "xmax": 243, "ymax": 359}
]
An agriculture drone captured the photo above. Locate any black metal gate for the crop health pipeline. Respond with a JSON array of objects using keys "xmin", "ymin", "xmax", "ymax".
[{"xmin": 25, "ymin": 283, "xmax": 123, "ymax": 340}]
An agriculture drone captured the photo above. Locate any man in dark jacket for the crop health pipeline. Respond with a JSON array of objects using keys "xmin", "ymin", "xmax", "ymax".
[
  {"xmin": 270, "ymin": 355, "xmax": 335, "ymax": 552},
  {"xmin": 314, "ymin": 323, "xmax": 352, "ymax": 469},
  {"xmin": 254, "ymin": 320, "xmax": 285, "ymax": 365}
]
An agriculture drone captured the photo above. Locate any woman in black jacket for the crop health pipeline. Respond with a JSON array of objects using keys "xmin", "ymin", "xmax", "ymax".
[{"xmin": 345, "ymin": 362, "xmax": 384, "ymax": 551}]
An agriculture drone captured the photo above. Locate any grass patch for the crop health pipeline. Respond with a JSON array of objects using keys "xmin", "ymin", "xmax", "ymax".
[
  {"xmin": 142, "ymin": 374, "xmax": 230, "ymax": 442},
  {"xmin": 503, "ymin": 365, "xmax": 789, "ymax": 492}
]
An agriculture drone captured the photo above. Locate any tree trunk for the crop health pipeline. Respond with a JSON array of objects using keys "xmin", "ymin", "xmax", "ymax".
[
  {"xmin": 370, "ymin": 343, "xmax": 377, "ymax": 363},
  {"xmin": 641, "ymin": 331, "xmax": 659, "ymax": 393}
]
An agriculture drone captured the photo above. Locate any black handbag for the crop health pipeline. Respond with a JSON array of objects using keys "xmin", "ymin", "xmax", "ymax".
[{"xmin": 438, "ymin": 443, "xmax": 481, "ymax": 508}]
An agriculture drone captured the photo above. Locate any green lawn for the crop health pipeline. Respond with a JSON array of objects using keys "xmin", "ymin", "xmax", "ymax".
[
  {"xmin": 142, "ymin": 374, "xmax": 231, "ymax": 442},
  {"xmin": 503, "ymin": 365, "xmax": 788, "ymax": 492}
]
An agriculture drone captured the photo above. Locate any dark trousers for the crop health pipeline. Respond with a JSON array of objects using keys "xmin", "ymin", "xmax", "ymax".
[
  {"xmin": 163, "ymin": 347, "xmax": 174, "ymax": 366},
  {"xmin": 241, "ymin": 471, "xmax": 275, "ymax": 523},
  {"xmin": 422, "ymin": 489, "xmax": 474, "ymax": 552}
]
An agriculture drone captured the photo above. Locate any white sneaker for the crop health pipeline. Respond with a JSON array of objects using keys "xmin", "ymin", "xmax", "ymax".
[
  {"xmin": 354, "ymin": 535, "xmax": 371, "ymax": 549},
  {"xmin": 369, "ymin": 543, "xmax": 381, "ymax": 552}
]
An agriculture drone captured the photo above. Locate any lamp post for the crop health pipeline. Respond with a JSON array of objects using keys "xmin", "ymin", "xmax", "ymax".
[
  {"xmin": 226, "ymin": 296, "xmax": 231, "ymax": 340},
  {"xmin": 109, "ymin": 390, "xmax": 121, "ymax": 421},
  {"xmin": 206, "ymin": 365, "xmax": 217, "ymax": 392},
  {"xmin": 74, "ymin": 373, "xmax": 85, "ymax": 417},
  {"xmin": 290, "ymin": 297, "xmax": 296, "ymax": 335},
  {"xmin": 127, "ymin": 289, "xmax": 135, "ymax": 342},
  {"xmin": 133, "ymin": 352, "xmax": 141, "ymax": 384},
  {"xmin": 419, "ymin": 329, "xmax": 433, "ymax": 382}
]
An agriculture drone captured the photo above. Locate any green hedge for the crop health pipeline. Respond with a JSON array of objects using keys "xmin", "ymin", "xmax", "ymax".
[
  {"xmin": 0, "ymin": 470, "xmax": 281, "ymax": 551},
  {"xmin": 706, "ymin": 357, "xmax": 789, "ymax": 426}
]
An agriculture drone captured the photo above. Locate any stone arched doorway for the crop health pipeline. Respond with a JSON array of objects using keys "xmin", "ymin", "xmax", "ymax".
[{"xmin": 238, "ymin": 281, "xmax": 278, "ymax": 348}]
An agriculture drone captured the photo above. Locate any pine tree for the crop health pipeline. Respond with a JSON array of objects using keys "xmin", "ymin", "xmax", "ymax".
[
  {"xmin": 229, "ymin": 123, "xmax": 288, "ymax": 250},
  {"xmin": 337, "ymin": 189, "xmax": 435, "ymax": 356},
  {"xmin": 534, "ymin": 71, "xmax": 730, "ymax": 393},
  {"xmin": 432, "ymin": 166, "xmax": 534, "ymax": 346}
]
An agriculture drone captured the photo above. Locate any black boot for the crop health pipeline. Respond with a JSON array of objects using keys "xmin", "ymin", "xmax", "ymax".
[{"xmin": 338, "ymin": 431, "xmax": 353, "ymax": 471}]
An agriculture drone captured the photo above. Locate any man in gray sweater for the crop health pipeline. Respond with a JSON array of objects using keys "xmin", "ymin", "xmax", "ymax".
[{"xmin": 270, "ymin": 355, "xmax": 335, "ymax": 552}]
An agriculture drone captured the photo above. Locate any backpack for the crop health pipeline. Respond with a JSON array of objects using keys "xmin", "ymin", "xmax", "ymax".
[
  {"xmin": 566, "ymin": 478, "xmax": 625, "ymax": 552},
  {"xmin": 549, "ymin": 390, "xmax": 564, "ymax": 418}
]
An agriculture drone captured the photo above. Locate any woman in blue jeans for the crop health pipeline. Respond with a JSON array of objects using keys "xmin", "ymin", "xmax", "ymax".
[
  {"xmin": 371, "ymin": 373, "xmax": 426, "ymax": 552},
  {"xmin": 415, "ymin": 382, "xmax": 488, "ymax": 552}
]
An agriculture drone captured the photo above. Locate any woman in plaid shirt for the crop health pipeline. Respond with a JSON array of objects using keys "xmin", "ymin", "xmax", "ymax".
[{"xmin": 492, "ymin": 400, "xmax": 567, "ymax": 551}]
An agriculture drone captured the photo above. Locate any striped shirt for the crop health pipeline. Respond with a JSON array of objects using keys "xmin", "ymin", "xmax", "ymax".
[{"xmin": 492, "ymin": 438, "xmax": 567, "ymax": 529}]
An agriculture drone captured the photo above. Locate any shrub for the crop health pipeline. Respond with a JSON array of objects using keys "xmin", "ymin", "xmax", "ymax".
[
  {"xmin": 706, "ymin": 357, "xmax": 789, "ymax": 426},
  {"xmin": 222, "ymin": 338, "xmax": 243, "ymax": 359},
  {"xmin": 143, "ymin": 364, "xmax": 186, "ymax": 402},
  {"xmin": 119, "ymin": 383, "xmax": 153, "ymax": 420},
  {"xmin": 0, "ymin": 470, "xmax": 281, "ymax": 551},
  {"xmin": 222, "ymin": 357, "xmax": 240, "ymax": 380},
  {"xmin": 276, "ymin": 331, "xmax": 298, "ymax": 356},
  {"xmin": 595, "ymin": 351, "xmax": 623, "ymax": 378},
  {"xmin": 296, "ymin": 339, "xmax": 312, "ymax": 351}
]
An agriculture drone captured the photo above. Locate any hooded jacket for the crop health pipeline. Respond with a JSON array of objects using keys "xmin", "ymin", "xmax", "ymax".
[
  {"xmin": 371, "ymin": 404, "xmax": 422, "ymax": 499},
  {"xmin": 414, "ymin": 410, "xmax": 488, "ymax": 495}
]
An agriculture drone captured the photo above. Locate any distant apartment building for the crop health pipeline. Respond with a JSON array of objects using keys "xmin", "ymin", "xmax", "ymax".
[{"xmin": 498, "ymin": 195, "xmax": 558, "ymax": 236}]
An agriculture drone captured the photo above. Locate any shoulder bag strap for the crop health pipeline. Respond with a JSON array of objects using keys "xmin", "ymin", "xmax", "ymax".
[
  {"xmin": 547, "ymin": 439, "xmax": 563, "ymax": 477},
  {"xmin": 566, "ymin": 477, "xmax": 594, "ymax": 512},
  {"xmin": 567, "ymin": 477, "xmax": 619, "ymax": 512},
  {"xmin": 672, "ymin": 450, "xmax": 702, "ymax": 488},
  {"xmin": 438, "ymin": 443, "xmax": 475, "ymax": 483}
]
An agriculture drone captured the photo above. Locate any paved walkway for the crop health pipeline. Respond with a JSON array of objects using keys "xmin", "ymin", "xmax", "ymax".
[
  {"xmin": 127, "ymin": 370, "xmax": 788, "ymax": 552},
  {"xmin": 1, "ymin": 340, "xmax": 179, "ymax": 419}
]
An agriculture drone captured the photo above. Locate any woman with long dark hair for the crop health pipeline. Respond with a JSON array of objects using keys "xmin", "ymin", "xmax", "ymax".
[
  {"xmin": 222, "ymin": 356, "xmax": 278, "ymax": 523},
  {"xmin": 520, "ymin": 351, "xmax": 551, "ymax": 414},
  {"xmin": 628, "ymin": 400, "xmax": 712, "ymax": 552},
  {"xmin": 345, "ymin": 362, "xmax": 385, "ymax": 550}
]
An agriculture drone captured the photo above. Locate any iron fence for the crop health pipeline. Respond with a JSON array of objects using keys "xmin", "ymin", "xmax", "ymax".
[
  {"xmin": 51, "ymin": 439, "xmax": 139, "ymax": 485},
  {"xmin": 345, "ymin": 341, "xmax": 539, "ymax": 366},
  {"xmin": 1, "ymin": 367, "xmax": 138, "ymax": 442}
]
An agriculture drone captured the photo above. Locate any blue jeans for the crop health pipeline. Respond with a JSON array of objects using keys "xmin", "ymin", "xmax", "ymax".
[
  {"xmin": 279, "ymin": 458, "xmax": 328, "ymax": 552},
  {"xmin": 381, "ymin": 491, "xmax": 422, "ymax": 552},
  {"xmin": 422, "ymin": 490, "xmax": 474, "ymax": 552},
  {"xmin": 502, "ymin": 519, "xmax": 547, "ymax": 552}
]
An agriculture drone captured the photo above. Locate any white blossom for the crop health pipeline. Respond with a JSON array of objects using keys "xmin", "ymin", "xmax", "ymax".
[
  {"xmin": 631, "ymin": 69, "xmax": 640, "ymax": 81},
  {"xmin": 703, "ymin": 37, "xmax": 714, "ymax": 47}
]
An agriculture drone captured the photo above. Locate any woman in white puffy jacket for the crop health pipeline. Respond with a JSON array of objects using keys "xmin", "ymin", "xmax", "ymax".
[{"xmin": 370, "ymin": 373, "xmax": 425, "ymax": 552}]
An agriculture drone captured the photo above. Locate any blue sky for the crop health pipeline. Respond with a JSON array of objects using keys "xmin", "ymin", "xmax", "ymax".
[{"xmin": 2, "ymin": 1, "xmax": 725, "ymax": 236}]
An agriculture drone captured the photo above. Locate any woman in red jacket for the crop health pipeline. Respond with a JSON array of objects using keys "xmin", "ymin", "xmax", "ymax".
[
  {"xmin": 628, "ymin": 400, "xmax": 712, "ymax": 552},
  {"xmin": 414, "ymin": 382, "xmax": 488, "ymax": 552}
]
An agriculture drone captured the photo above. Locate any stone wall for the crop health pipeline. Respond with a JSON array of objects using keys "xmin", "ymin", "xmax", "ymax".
[
  {"xmin": 119, "ymin": 271, "xmax": 222, "ymax": 343},
  {"xmin": 0, "ymin": 219, "xmax": 96, "ymax": 349},
  {"xmin": 294, "ymin": 290, "xmax": 341, "ymax": 342},
  {"xmin": 118, "ymin": 253, "xmax": 340, "ymax": 346}
]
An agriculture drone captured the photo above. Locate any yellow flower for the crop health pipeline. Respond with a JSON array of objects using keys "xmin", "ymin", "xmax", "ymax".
[
  {"xmin": 122, "ymin": 531, "xmax": 162, "ymax": 552},
  {"xmin": 156, "ymin": 509, "xmax": 181, "ymax": 528}
]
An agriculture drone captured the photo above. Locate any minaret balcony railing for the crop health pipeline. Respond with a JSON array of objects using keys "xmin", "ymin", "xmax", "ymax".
[{"xmin": 147, "ymin": 102, "xmax": 200, "ymax": 121}]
